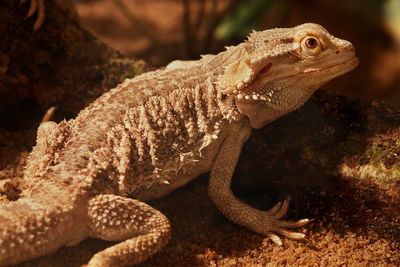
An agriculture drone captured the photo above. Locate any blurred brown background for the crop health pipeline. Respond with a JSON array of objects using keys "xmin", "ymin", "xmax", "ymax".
[{"xmin": 74, "ymin": 0, "xmax": 400, "ymax": 102}]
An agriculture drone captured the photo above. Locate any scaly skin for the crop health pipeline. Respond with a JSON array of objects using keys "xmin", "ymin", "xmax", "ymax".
[{"xmin": 0, "ymin": 23, "xmax": 358, "ymax": 266}]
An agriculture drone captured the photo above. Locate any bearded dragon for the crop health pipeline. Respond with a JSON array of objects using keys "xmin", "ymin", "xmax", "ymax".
[{"xmin": 0, "ymin": 23, "xmax": 358, "ymax": 266}]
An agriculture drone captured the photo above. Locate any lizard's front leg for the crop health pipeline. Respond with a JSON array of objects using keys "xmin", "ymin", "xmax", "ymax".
[{"xmin": 208, "ymin": 120, "xmax": 311, "ymax": 245}]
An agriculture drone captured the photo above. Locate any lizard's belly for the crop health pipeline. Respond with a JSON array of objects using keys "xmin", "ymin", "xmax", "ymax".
[{"xmin": 135, "ymin": 134, "xmax": 226, "ymax": 202}]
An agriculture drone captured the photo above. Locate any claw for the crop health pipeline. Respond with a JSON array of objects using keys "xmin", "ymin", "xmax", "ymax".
[
  {"xmin": 275, "ymin": 228, "xmax": 306, "ymax": 240},
  {"xmin": 33, "ymin": 0, "xmax": 45, "ymax": 31},
  {"xmin": 268, "ymin": 233, "xmax": 283, "ymax": 246},
  {"xmin": 264, "ymin": 196, "xmax": 313, "ymax": 243},
  {"xmin": 41, "ymin": 106, "xmax": 56, "ymax": 123},
  {"xmin": 267, "ymin": 201, "xmax": 282, "ymax": 214},
  {"xmin": 278, "ymin": 218, "xmax": 313, "ymax": 228},
  {"xmin": 273, "ymin": 197, "xmax": 290, "ymax": 219},
  {"xmin": 22, "ymin": 0, "xmax": 46, "ymax": 31},
  {"xmin": 296, "ymin": 218, "xmax": 315, "ymax": 226},
  {"xmin": 26, "ymin": 0, "xmax": 38, "ymax": 18}
]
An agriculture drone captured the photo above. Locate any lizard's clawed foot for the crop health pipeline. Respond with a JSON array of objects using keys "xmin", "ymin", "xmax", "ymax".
[
  {"xmin": 264, "ymin": 196, "xmax": 314, "ymax": 245},
  {"xmin": 21, "ymin": 0, "xmax": 45, "ymax": 31}
]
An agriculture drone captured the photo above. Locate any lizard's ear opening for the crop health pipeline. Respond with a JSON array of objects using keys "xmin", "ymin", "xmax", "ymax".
[
  {"xmin": 217, "ymin": 49, "xmax": 255, "ymax": 95},
  {"xmin": 216, "ymin": 43, "xmax": 277, "ymax": 96}
]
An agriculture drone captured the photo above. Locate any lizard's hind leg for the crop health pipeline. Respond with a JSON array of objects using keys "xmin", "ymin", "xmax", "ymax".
[{"xmin": 87, "ymin": 194, "xmax": 171, "ymax": 267}]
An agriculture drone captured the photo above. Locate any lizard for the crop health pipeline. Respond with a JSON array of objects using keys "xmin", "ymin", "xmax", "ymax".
[{"xmin": 0, "ymin": 23, "xmax": 358, "ymax": 266}]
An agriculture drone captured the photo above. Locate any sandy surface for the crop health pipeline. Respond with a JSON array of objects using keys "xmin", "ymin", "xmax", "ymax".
[{"xmin": 0, "ymin": 123, "xmax": 398, "ymax": 266}]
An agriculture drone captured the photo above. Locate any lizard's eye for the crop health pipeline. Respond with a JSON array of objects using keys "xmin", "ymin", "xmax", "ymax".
[
  {"xmin": 300, "ymin": 36, "xmax": 321, "ymax": 56},
  {"xmin": 305, "ymin": 38, "xmax": 317, "ymax": 48}
]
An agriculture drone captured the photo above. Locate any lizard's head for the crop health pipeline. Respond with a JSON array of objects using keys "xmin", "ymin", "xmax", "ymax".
[{"xmin": 217, "ymin": 23, "xmax": 359, "ymax": 129}]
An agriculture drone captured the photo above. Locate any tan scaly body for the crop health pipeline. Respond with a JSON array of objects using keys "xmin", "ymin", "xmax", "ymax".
[{"xmin": 0, "ymin": 23, "xmax": 358, "ymax": 266}]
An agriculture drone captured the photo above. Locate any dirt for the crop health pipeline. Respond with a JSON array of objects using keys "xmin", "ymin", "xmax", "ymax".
[{"xmin": 11, "ymin": 174, "xmax": 400, "ymax": 266}]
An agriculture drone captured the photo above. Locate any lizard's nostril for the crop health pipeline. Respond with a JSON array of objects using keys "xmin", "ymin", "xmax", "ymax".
[{"xmin": 336, "ymin": 50, "xmax": 340, "ymax": 54}]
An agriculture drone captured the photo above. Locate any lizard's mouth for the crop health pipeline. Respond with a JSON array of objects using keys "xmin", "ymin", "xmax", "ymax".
[
  {"xmin": 235, "ymin": 55, "xmax": 359, "ymax": 104},
  {"xmin": 300, "ymin": 56, "xmax": 359, "ymax": 76}
]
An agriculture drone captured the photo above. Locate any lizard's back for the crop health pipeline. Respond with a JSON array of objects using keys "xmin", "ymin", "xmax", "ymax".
[{"xmin": 25, "ymin": 54, "xmax": 238, "ymax": 200}]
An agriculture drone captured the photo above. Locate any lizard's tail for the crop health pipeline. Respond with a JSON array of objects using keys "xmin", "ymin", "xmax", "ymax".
[{"xmin": 0, "ymin": 196, "xmax": 81, "ymax": 266}]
